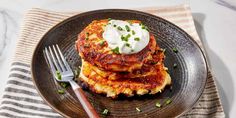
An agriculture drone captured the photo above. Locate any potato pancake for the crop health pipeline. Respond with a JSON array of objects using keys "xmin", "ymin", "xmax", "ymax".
[
  {"xmin": 79, "ymin": 60, "xmax": 171, "ymax": 98},
  {"xmin": 76, "ymin": 19, "xmax": 157, "ymax": 72},
  {"xmin": 87, "ymin": 47, "xmax": 166, "ymax": 80}
]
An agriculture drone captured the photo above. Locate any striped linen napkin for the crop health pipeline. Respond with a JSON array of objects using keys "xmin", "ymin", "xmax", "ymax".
[{"xmin": 0, "ymin": 4, "xmax": 225, "ymax": 118}]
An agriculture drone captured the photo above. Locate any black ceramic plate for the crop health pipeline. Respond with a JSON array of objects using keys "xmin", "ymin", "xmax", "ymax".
[{"xmin": 31, "ymin": 9, "xmax": 207, "ymax": 118}]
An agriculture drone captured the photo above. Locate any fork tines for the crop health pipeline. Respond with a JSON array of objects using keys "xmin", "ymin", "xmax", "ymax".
[{"xmin": 43, "ymin": 44, "xmax": 72, "ymax": 76}]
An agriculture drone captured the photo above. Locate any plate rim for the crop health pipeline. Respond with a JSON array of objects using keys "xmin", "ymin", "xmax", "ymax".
[{"xmin": 31, "ymin": 9, "xmax": 208, "ymax": 117}]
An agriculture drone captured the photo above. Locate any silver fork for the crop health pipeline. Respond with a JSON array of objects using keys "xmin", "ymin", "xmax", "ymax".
[{"xmin": 43, "ymin": 44, "xmax": 99, "ymax": 118}]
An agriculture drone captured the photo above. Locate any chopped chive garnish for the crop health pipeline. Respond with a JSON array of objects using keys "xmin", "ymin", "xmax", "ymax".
[
  {"xmin": 141, "ymin": 26, "xmax": 146, "ymax": 29},
  {"xmin": 155, "ymin": 102, "xmax": 161, "ymax": 108},
  {"xmin": 99, "ymin": 40, "xmax": 105, "ymax": 46},
  {"xmin": 85, "ymin": 32, "xmax": 89, "ymax": 40},
  {"xmin": 108, "ymin": 22, "xmax": 111, "ymax": 25},
  {"xmin": 136, "ymin": 107, "xmax": 141, "ymax": 112},
  {"xmin": 165, "ymin": 99, "xmax": 172, "ymax": 105},
  {"xmin": 121, "ymin": 36, "xmax": 127, "ymax": 41},
  {"xmin": 126, "ymin": 34, "xmax": 131, "ymax": 39},
  {"xmin": 102, "ymin": 109, "xmax": 109, "ymax": 115},
  {"xmin": 57, "ymin": 89, "xmax": 65, "ymax": 94},
  {"xmin": 125, "ymin": 43, "xmax": 130, "ymax": 47},
  {"xmin": 143, "ymin": 26, "xmax": 149, "ymax": 30},
  {"xmin": 117, "ymin": 26, "xmax": 123, "ymax": 31},
  {"xmin": 121, "ymin": 34, "xmax": 131, "ymax": 42},
  {"xmin": 125, "ymin": 25, "xmax": 130, "ymax": 32},
  {"xmin": 132, "ymin": 30, "xmax": 135, "ymax": 35},
  {"xmin": 108, "ymin": 18, "xmax": 112, "ymax": 21},
  {"xmin": 113, "ymin": 24, "xmax": 117, "ymax": 27},
  {"xmin": 61, "ymin": 82, "xmax": 69, "ymax": 88},
  {"xmin": 134, "ymin": 37, "xmax": 140, "ymax": 41},
  {"xmin": 139, "ymin": 23, "xmax": 149, "ymax": 31},
  {"xmin": 131, "ymin": 49, "xmax": 134, "ymax": 52},
  {"xmin": 111, "ymin": 47, "xmax": 120, "ymax": 54},
  {"xmin": 56, "ymin": 71, "xmax": 61, "ymax": 80},
  {"xmin": 172, "ymin": 47, "xmax": 178, "ymax": 53},
  {"xmin": 121, "ymin": 35, "xmax": 125, "ymax": 40},
  {"xmin": 173, "ymin": 63, "xmax": 177, "ymax": 68}
]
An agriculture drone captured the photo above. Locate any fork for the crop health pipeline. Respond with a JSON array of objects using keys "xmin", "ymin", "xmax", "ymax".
[{"xmin": 43, "ymin": 44, "xmax": 99, "ymax": 118}]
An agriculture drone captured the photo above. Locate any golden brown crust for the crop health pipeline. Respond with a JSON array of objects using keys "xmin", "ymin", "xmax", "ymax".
[
  {"xmin": 87, "ymin": 48, "xmax": 165, "ymax": 80},
  {"xmin": 79, "ymin": 60, "xmax": 171, "ymax": 98},
  {"xmin": 76, "ymin": 19, "xmax": 157, "ymax": 72}
]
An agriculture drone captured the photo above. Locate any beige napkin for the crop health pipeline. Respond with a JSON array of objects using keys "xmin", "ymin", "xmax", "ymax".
[{"xmin": 0, "ymin": 4, "xmax": 225, "ymax": 117}]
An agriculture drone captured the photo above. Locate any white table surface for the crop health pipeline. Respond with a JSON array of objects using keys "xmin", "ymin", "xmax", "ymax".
[{"xmin": 0, "ymin": 0, "xmax": 235, "ymax": 117}]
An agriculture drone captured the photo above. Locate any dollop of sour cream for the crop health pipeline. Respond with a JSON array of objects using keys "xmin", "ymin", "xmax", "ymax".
[{"xmin": 102, "ymin": 20, "xmax": 150, "ymax": 54}]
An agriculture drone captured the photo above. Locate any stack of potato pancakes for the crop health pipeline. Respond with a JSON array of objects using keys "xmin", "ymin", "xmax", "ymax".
[{"xmin": 75, "ymin": 19, "xmax": 171, "ymax": 98}]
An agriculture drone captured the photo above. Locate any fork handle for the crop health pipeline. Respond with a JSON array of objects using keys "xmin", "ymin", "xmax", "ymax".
[
  {"xmin": 70, "ymin": 81, "xmax": 100, "ymax": 118},
  {"xmin": 74, "ymin": 88, "xmax": 100, "ymax": 118}
]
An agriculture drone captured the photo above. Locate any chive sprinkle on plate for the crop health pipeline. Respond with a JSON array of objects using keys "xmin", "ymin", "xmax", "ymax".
[
  {"xmin": 173, "ymin": 63, "xmax": 177, "ymax": 69},
  {"xmin": 102, "ymin": 109, "xmax": 109, "ymax": 115},
  {"xmin": 108, "ymin": 18, "xmax": 112, "ymax": 21},
  {"xmin": 136, "ymin": 107, "xmax": 141, "ymax": 112},
  {"xmin": 172, "ymin": 47, "xmax": 178, "ymax": 53},
  {"xmin": 74, "ymin": 67, "xmax": 80, "ymax": 78},
  {"xmin": 155, "ymin": 102, "xmax": 162, "ymax": 108},
  {"xmin": 56, "ymin": 70, "xmax": 61, "ymax": 80},
  {"xmin": 57, "ymin": 89, "xmax": 65, "ymax": 94},
  {"xmin": 60, "ymin": 82, "xmax": 69, "ymax": 88},
  {"xmin": 165, "ymin": 98, "xmax": 172, "ymax": 105}
]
